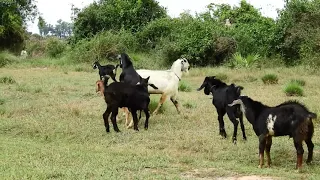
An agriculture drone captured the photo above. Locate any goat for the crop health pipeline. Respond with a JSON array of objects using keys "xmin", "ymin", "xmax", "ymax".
[
  {"xmin": 92, "ymin": 61, "xmax": 118, "ymax": 82},
  {"xmin": 229, "ymin": 96, "xmax": 317, "ymax": 171},
  {"xmin": 118, "ymin": 53, "xmax": 157, "ymax": 127},
  {"xmin": 136, "ymin": 58, "xmax": 190, "ymax": 115},
  {"xmin": 96, "ymin": 80, "xmax": 104, "ymax": 96},
  {"xmin": 102, "ymin": 76, "xmax": 153, "ymax": 132},
  {"xmin": 197, "ymin": 76, "xmax": 246, "ymax": 144}
]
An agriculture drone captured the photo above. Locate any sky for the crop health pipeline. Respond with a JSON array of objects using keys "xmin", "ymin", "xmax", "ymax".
[{"xmin": 27, "ymin": 0, "xmax": 285, "ymax": 34}]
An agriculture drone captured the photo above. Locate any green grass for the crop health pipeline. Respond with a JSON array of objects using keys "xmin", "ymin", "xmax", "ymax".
[
  {"xmin": 261, "ymin": 74, "xmax": 278, "ymax": 84},
  {"xmin": 179, "ymin": 80, "xmax": 192, "ymax": 92},
  {"xmin": 0, "ymin": 65, "xmax": 320, "ymax": 179},
  {"xmin": 290, "ymin": 79, "xmax": 306, "ymax": 86},
  {"xmin": 0, "ymin": 76, "xmax": 16, "ymax": 84},
  {"xmin": 284, "ymin": 82, "xmax": 304, "ymax": 96}
]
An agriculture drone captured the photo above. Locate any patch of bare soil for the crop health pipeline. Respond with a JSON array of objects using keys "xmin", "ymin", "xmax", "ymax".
[{"xmin": 181, "ymin": 168, "xmax": 275, "ymax": 180}]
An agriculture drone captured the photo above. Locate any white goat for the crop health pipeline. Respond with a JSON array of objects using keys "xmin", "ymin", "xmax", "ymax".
[{"xmin": 137, "ymin": 58, "xmax": 190, "ymax": 115}]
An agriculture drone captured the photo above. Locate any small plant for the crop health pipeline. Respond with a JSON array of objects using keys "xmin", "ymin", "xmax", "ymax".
[
  {"xmin": 261, "ymin": 74, "xmax": 278, "ymax": 84},
  {"xmin": 284, "ymin": 82, "xmax": 304, "ymax": 96},
  {"xmin": 215, "ymin": 73, "xmax": 228, "ymax": 81},
  {"xmin": 179, "ymin": 81, "xmax": 192, "ymax": 92},
  {"xmin": 0, "ymin": 98, "xmax": 5, "ymax": 105},
  {"xmin": 0, "ymin": 76, "xmax": 16, "ymax": 84},
  {"xmin": 183, "ymin": 102, "xmax": 196, "ymax": 109},
  {"xmin": 0, "ymin": 107, "xmax": 5, "ymax": 115},
  {"xmin": 230, "ymin": 52, "xmax": 261, "ymax": 68},
  {"xmin": 290, "ymin": 79, "xmax": 306, "ymax": 86}
]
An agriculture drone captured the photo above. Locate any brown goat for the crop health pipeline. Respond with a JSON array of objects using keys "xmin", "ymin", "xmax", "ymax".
[{"xmin": 96, "ymin": 80, "xmax": 104, "ymax": 96}]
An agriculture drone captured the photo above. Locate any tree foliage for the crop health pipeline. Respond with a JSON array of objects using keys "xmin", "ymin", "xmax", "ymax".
[
  {"xmin": 0, "ymin": 0, "xmax": 38, "ymax": 52},
  {"xmin": 72, "ymin": 0, "xmax": 167, "ymax": 42}
]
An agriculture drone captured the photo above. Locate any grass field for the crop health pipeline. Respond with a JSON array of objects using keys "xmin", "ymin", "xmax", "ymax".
[{"xmin": 1, "ymin": 64, "xmax": 320, "ymax": 179}]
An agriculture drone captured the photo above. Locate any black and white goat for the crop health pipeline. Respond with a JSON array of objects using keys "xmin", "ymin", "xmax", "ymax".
[
  {"xmin": 92, "ymin": 61, "xmax": 118, "ymax": 82},
  {"xmin": 197, "ymin": 76, "xmax": 246, "ymax": 144},
  {"xmin": 102, "ymin": 76, "xmax": 155, "ymax": 132},
  {"xmin": 229, "ymin": 96, "xmax": 317, "ymax": 171}
]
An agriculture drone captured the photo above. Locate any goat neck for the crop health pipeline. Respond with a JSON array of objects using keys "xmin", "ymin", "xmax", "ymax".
[
  {"xmin": 170, "ymin": 60, "xmax": 183, "ymax": 81},
  {"xmin": 120, "ymin": 53, "xmax": 133, "ymax": 69}
]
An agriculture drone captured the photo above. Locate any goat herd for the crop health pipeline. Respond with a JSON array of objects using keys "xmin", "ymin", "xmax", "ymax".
[{"xmin": 93, "ymin": 53, "xmax": 317, "ymax": 172}]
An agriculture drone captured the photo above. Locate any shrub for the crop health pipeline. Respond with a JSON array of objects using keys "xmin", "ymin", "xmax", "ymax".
[
  {"xmin": 230, "ymin": 52, "xmax": 261, "ymax": 68},
  {"xmin": 179, "ymin": 81, "xmax": 192, "ymax": 92},
  {"xmin": 284, "ymin": 82, "xmax": 304, "ymax": 96},
  {"xmin": 69, "ymin": 30, "xmax": 138, "ymax": 63},
  {"xmin": 0, "ymin": 51, "xmax": 19, "ymax": 68},
  {"xmin": 290, "ymin": 79, "xmax": 306, "ymax": 86},
  {"xmin": 46, "ymin": 37, "xmax": 66, "ymax": 58},
  {"xmin": 0, "ymin": 76, "xmax": 16, "ymax": 84},
  {"xmin": 261, "ymin": 74, "xmax": 278, "ymax": 84}
]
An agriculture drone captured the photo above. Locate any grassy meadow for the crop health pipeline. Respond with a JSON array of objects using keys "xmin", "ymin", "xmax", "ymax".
[{"xmin": 1, "ymin": 62, "xmax": 320, "ymax": 179}]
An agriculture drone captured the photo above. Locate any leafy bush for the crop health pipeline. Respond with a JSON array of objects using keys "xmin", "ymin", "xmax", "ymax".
[
  {"xmin": 290, "ymin": 79, "xmax": 306, "ymax": 86},
  {"xmin": 284, "ymin": 82, "xmax": 304, "ymax": 96},
  {"xmin": 0, "ymin": 76, "xmax": 16, "ymax": 84},
  {"xmin": 69, "ymin": 30, "xmax": 138, "ymax": 63},
  {"xmin": 0, "ymin": 51, "xmax": 19, "ymax": 67},
  {"xmin": 229, "ymin": 52, "xmax": 260, "ymax": 68},
  {"xmin": 179, "ymin": 81, "xmax": 192, "ymax": 92},
  {"xmin": 261, "ymin": 74, "xmax": 278, "ymax": 84},
  {"xmin": 46, "ymin": 37, "xmax": 66, "ymax": 58},
  {"xmin": 72, "ymin": 0, "xmax": 166, "ymax": 42}
]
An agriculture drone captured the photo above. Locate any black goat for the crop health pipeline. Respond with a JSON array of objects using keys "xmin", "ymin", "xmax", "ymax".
[
  {"xmin": 102, "ymin": 76, "xmax": 154, "ymax": 132},
  {"xmin": 229, "ymin": 96, "xmax": 317, "ymax": 171},
  {"xmin": 197, "ymin": 76, "xmax": 246, "ymax": 144},
  {"xmin": 92, "ymin": 61, "xmax": 118, "ymax": 82},
  {"xmin": 117, "ymin": 53, "xmax": 157, "ymax": 127}
]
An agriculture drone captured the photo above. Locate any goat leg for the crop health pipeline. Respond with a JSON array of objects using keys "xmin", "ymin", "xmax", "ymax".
[
  {"xmin": 294, "ymin": 140, "xmax": 304, "ymax": 172},
  {"xmin": 103, "ymin": 107, "xmax": 112, "ymax": 133},
  {"xmin": 258, "ymin": 134, "xmax": 266, "ymax": 168},
  {"xmin": 144, "ymin": 108, "xmax": 149, "ymax": 130},
  {"xmin": 153, "ymin": 94, "xmax": 167, "ymax": 115},
  {"xmin": 132, "ymin": 111, "xmax": 139, "ymax": 131},
  {"xmin": 111, "ymin": 111, "xmax": 120, "ymax": 132},
  {"xmin": 170, "ymin": 97, "xmax": 181, "ymax": 114},
  {"xmin": 239, "ymin": 115, "xmax": 247, "ymax": 141},
  {"xmin": 265, "ymin": 136, "xmax": 272, "ymax": 168}
]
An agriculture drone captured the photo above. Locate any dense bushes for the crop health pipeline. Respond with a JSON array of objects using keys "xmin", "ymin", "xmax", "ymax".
[
  {"xmin": 72, "ymin": 0, "xmax": 166, "ymax": 42},
  {"xmin": 69, "ymin": 30, "xmax": 138, "ymax": 63},
  {"xmin": 15, "ymin": 0, "xmax": 320, "ymax": 68}
]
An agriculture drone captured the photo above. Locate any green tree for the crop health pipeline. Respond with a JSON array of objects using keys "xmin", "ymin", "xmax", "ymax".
[
  {"xmin": 72, "ymin": 0, "xmax": 167, "ymax": 42},
  {"xmin": 0, "ymin": 0, "xmax": 38, "ymax": 52}
]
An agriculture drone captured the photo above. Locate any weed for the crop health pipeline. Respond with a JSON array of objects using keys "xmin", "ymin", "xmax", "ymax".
[
  {"xmin": 0, "ymin": 76, "xmax": 16, "ymax": 84},
  {"xmin": 290, "ymin": 79, "xmax": 306, "ymax": 86},
  {"xmin": 284, "ymin": 82, "xmax": 304, "ymax": 96},
  {"xmin": 261, "ymin": 74, "xmax": 278, "ymax": 84},
  {"xmin": 179, "ymin": 81, "xmax": 192, "ymax": 92}
]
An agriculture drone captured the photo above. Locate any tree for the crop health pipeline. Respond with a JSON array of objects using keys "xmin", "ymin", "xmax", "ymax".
[
  {"xmin": 72, "ymin": 0, "xmax": 167, "ymax": 42},
  {"xmin": 0, "ymin": 0, "xmax": 38, "ymax": 52},
  {"xmin": 38, "ymin": 16, "xmax": 46, "ymax": 36}
]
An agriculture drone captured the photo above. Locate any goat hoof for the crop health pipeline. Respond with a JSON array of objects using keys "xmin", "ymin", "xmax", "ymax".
[
  {"xmin": 306, "ymin": 160, "xmax": 312, "ymax": 165},
  {"xmin": 233, "ymin": 140, "xmax": 237, "ymax": 145},
  {"xmin": 258, "ymin": 165, "xmax": 263, "ymax": 169}
]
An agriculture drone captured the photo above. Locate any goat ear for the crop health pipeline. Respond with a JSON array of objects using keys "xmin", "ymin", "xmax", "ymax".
[
  {"xmin": 238, "ymin": 86, "xmax": 244, "ymax": 90},
  {"xmin": 146, "ymin": 76, "xmax": 150, "ymax": 81}
]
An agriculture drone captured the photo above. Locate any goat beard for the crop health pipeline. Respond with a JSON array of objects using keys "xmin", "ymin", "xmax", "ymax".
[{"xmin": 229, "ymin": 99, "xmax": 246, "ymax": 114}]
